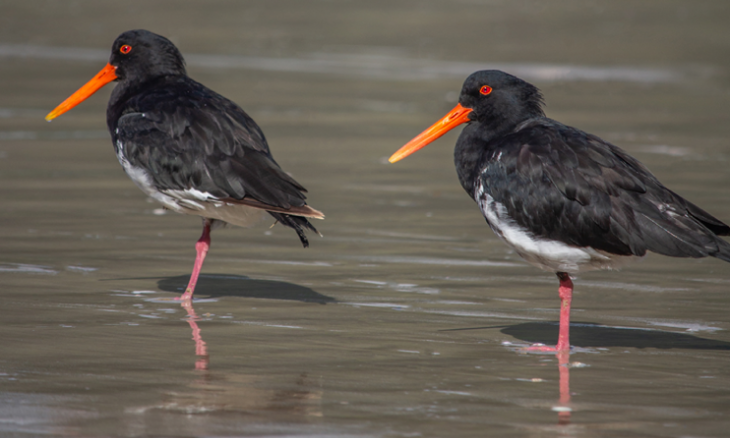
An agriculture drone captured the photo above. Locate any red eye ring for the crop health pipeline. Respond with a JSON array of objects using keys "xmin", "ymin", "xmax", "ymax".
[
  {"xmin": 480, "ymin": 85, "xmax": 492, "ymax": 95},
  {"xmin": 120, "ymin": 45, "xmax": 132, "ymax": 54}
]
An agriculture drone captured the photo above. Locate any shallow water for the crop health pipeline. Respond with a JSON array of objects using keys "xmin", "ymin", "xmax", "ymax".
[{"xmin": 2, "ymin": 1, "xmax": 730, "ymax": 437}]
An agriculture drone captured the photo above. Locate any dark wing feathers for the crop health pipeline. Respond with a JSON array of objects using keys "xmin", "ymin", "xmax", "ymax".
[
  {"xmin": 482, "ymin": 118, "xmax": 730, "ymax": 260},
  {"xmin": 112, "ymin": 77, "xmax": 320, "ymax": 245}
]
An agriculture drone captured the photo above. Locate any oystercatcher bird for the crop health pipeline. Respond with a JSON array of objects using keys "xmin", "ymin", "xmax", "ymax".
[
  {"xmin": 390, "ymin": 70, "xmax": 730, "ymax": 351},
  {"xmin": 46, "ymin": 30, "xmax": 324, "ymax": 300}
]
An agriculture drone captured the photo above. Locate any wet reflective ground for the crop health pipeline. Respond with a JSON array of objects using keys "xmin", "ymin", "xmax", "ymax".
[{"xmin": 2, "ymin": 1, "xmax": 730, "ymax": 436}]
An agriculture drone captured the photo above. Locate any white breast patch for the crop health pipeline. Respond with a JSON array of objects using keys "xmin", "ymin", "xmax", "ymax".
[
  {"xmin": 474, "ymin": 181, "xmax": 635, "ymax": 273},
  {"xmin": 114, "ymin": 140, "xmax": 266, "ymax": 228}
]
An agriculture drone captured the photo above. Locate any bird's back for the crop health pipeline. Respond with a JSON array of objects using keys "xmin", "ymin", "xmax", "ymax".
[
  {"xmin": 468, "ymin": 117, "xmax": 730, "ymax": 269},
  {"xmin": 109, "ymin": 75, "xmax": 322, "ymax": 245}
]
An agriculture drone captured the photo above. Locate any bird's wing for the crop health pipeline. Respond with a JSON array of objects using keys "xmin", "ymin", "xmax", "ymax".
[
  {"xmin": 113, "ymin": 82, "xmax": 322, "ymax": 219},
  {"xmin": 480, "ymin": 119, "xmax": 729, "ymax": 258}
]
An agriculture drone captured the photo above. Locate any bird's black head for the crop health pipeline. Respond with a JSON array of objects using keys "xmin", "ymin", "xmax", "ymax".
[
  {"xmin": 109, "ymin": 29, "xmax": 187, "ymax": 84},
  {"xmin": 388, "ymin": 70, "xmax": 546, "ymax": 163},
  {"xmin": 459, "ymin": 70, "xmax": 545, "ymax": 127},
  {"xmin": 45, "ymin": 30, "xmax": 187, "ymax": 122}
]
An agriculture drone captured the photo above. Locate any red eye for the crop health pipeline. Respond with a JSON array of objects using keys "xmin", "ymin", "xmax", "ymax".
[
  {"xmin": 480, "ymin": 85, "xmax": 492, "ymax": 95},
  {"xmin": 120, "ymin": 45, "xmax": 132, "ymax": 54}
]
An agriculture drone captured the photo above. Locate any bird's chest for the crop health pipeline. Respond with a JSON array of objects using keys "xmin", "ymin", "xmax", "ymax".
[
  {"xmin": 473, "ymin": 177, "xmax": 513, "ymax": 241},
  {"xmin": 473, "ymin": 178, "xmax": 625, "ymax": 273},
  {"xmin": 114, "ymin": 139, "xmax": 153, "ymax": 193},
  {"xmin": 113, "ymin": 138, "xmax": 184, "ymax": 213}
]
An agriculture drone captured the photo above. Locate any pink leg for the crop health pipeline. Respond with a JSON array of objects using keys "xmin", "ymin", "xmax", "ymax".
[
  {"xmin": 555, "ymin": 272, "xmax": 573, "ymax": 351},
  {"xmin": 526, "ymin": 271, "xmax": 573, "ymax": 352},
  {"xmin": 525, "ymin": 274, "xmax": 574, "ymax": 423},
  {"xmin": 177, "ymin": 219, "xmax": 212, "ymax": 301}
]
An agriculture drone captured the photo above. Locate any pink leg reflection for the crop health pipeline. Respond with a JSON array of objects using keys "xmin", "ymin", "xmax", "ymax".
[
  {"xmin": 555, "ymin": 349, "xmax": 571, "ymax": 425},
  {"xmin": 181, "ymin": 300, "xmax": 209, "ymax": 371}
]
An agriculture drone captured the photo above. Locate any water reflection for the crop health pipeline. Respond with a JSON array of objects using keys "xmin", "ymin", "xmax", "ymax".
[
  {"xmin": 181, "ymin": 300, "xmax": 209, "ymax": 371},
  {"xmin": 555, "ymin": 350, "xmax": 572, "ymax": 426},
  {"xmin": 147, "ymin": 299, "xmax": 324, "ymax": 418},
  {"xmin": 519, "ymin": 320, "xmax": 730, "ymax": 426},
  {"xmin": 512, "ymin": 321, "xmax": 730, "ymax": 425},
  {"xmin": 445, "ymin": 319, "xmax": 730, "ymax": 426}
]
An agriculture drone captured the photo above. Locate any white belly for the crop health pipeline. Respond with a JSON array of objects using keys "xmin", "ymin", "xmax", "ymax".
[
  {"xmin": 116, "ymin": 144, "xmax": 266, "ymax": 228},
  {"xmin": 475, "ymin": 184, "xmax": 637, "ymax": 274}
]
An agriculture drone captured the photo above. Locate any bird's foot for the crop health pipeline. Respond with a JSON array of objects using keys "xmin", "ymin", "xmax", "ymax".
[
  {"xmin": 176, "ymin": 288, "xmax": 194, "ymax": 301},
  {"xmin": 523, "ymin": 343, "xmax": 571, "ymax": 353}
]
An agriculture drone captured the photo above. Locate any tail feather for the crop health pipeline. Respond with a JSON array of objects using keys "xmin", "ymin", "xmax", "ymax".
[
  {"xmin": 228, "ymin": 197, "xmax": 325, "ymax": 219},
  {"xmin": 677, "ymin": 190, "xmax": 730, "ymax": 236},
  {"xmin": 714, "ymin": 238, "xmax": 730, "ymax": 263},
  {"xmin": 268, "ymin": 212, "xmax": 321, "ymax": 248}
]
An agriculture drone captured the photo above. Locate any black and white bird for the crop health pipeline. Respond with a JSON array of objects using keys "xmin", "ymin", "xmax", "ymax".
[
  {"xmin": 390, "ymin": 70, "xmax": 730, "ymax": 351},
  {"xmin": 46, "ymin": 29, "xmax": 324, "ymax": 300}
]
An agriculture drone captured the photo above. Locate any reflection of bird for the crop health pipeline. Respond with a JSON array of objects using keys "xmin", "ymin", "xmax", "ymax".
[
  {"xmin": 152, "ymin": 370, "xmax": 323, "ymax": 418},
  {"xmin": 390, "ymin": 70, "xmax": 730, "ymax": 351},
  {"xmin": 46, "ymin": 30, "xmax": 323, "ymax": 300}
]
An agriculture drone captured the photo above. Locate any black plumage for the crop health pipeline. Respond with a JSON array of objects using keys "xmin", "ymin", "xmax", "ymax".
[
  {"xmin": 390, "ymin": 69, "xmax": 729, "ymax": 350},
  {"xmin": 107, "ymin": 30, "xmax": 321, "ymax": 245},
  {"xmin": 454, "ymin": 71, "xmax": 730, "ymax": 264},
  {"xmin": 46, "ymin": 30, "xmax": 323, "ymax": 300}
]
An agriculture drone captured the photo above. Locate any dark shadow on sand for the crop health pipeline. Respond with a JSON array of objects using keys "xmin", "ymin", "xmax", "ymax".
[
  {"xmin": 157, "ymin": 274, "xmax": 336, "ymax": 304},
  {"xmin": 500, "ymin": 321, "xmax": 730, "ymax": 350}
]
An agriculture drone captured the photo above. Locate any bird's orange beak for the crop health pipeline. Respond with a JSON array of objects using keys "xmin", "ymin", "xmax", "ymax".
[
  {"xmin": 45, "ymin": 63, "xmax": 118, "ymax": 121},
  {"xmin": 389, "ymin": 103, "xmax": 473, "ymax": 163}
]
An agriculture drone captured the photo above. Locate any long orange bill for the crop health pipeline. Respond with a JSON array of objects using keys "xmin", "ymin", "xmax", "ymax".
[
  {"xmin": 389, "ymin": 103, "xmax": 473, "ymax": 163},
  {"xmin": 45, "ymin": 63, "xmax": 118, "ymax": 121}
]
